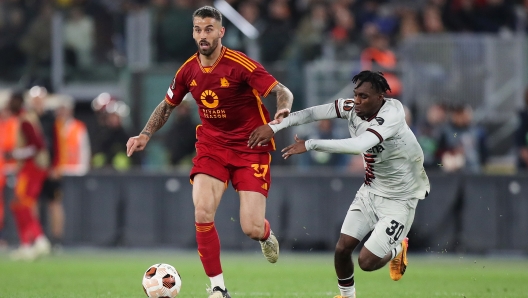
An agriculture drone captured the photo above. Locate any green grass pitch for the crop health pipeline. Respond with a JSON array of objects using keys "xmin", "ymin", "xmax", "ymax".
[{"xmin": 0, "ymin": 249, "xmax": 527, "ymax": 297}]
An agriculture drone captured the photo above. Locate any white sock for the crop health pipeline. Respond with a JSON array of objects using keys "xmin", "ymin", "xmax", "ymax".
[
  {"xmin": 338, "ymin": 284, "xmax": 356, "ymax": 298},
  {"xmin": 210, "ymin": 273, "xmax": 226, "ymax": 290},
  {"xmin": 338, "ymin": 274, "xmax": 355, "ymax": 297},
  {"xmin": 390, "ymin": 243, "xmax": 403, "ymax": 260}
]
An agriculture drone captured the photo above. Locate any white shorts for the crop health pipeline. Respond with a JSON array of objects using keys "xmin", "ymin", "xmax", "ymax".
[{"xmin": 341, "ymin": 186, "xmax": 419, "ymax": 258}]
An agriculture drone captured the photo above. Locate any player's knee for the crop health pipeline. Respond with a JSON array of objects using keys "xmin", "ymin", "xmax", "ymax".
[
  {"xmin": 335, "ymin": 241, "xmax": 353, "ymax": 257},
  {"xmin": 194, "ymin": 208, "xmax": 214, "ymax": 223},
  {"xmin": 241, "ymin": 224, "xmax": 261, "ymax": 240},
  {"xmin": 357, "ymin": 255, "xmax": 377, "ymax": 271}
]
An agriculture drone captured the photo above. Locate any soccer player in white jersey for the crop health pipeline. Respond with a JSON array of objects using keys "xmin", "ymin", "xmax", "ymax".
[{"xmin": 248, "ymin": 70, "xmax": 430, "ymax": 298}]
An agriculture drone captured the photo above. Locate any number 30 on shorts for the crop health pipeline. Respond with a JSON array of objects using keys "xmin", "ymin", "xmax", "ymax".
[{"xmin": 386, "ymin": 220, "xmax": 405, "ymax": 242}]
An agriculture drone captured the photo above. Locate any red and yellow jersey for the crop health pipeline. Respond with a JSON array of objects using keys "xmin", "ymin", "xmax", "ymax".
[{"xmin": 165, "ymin": 46, "xmax": 278, "ymax": 153}]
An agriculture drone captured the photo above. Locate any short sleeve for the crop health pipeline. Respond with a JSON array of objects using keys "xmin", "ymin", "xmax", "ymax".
[
  {"xmin": 246, "ymin": 59, "xmax": 278, "ymax": 97},
  {"xmin": 165, "ymin": 66, "xmax": 190, "ymax": 106},
  {"xmin": 366, "ymin": 104, "xmax": 404, "ymax": 143}
]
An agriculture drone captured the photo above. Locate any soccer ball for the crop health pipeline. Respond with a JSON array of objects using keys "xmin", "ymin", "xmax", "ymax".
[{"xmin": 142, "ymin": 263, "xmax": 182, "ymax": 298}]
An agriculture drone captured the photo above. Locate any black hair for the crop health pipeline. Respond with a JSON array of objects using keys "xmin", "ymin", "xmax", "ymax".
[
  {"xmin": 9, "ymin": 91, "xmax": 25, "ymax": 114},
  {"xmin": 192, "ymin": 6, "xmax": 222, "ymax": 24},
  {"xmin": 352, "ymin": 70, "xmax": 391, "ymax": 94}
]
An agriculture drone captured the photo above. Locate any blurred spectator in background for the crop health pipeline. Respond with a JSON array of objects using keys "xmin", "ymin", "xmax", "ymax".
[
  {"xmin": 0, "ymin": 2, "xmax": 27, "ymax": 81},
  {"xmin": 43, "ymin": 95, "xmax": 90, "ymax": 250},
  {"xmin": 18, "ymin": 2, "xmax": 53, "ymax": 82},
  {"xmin": 294, "ymin": 2, "xmax": 329, "ymax": 62},
  {"xmin": 437, "ymin": 104, "xmax": 487, "ymax": 173},
  {"xmin": 443, "ymin": 0, "xmax": 516, "ymax": 33},
  {"xmin": 329, "ymin": 2, "xmax": 361, "ymax": 59},
  {"xmin": 397, "ymin": 8, "xmax": 421, "ymax": 42},
  {"xmin": 421, "ymin": 4, "xmax": 445, "ymax": 33},
  {"xmin": 515, "ymin": 87, "xmax": 528, "ymax": 170},
  {"xmin": 92, "ymin": 97, "xmax": 132, "ymax": 171},
  {"xmin": 6, "ymin": 92, "xmax": 51, "ymax": 261},
  {"xmin": 223, "ymin": 0, "xmax": 265, "ymax": 54},
  {"xmin": 259, "ymin": 0, "xmax": 294, "ymax": 63},
  {"xmin": 63, "ymin": 6, "xmax": 95, "ymax": 69},
  {"xmin": 0, "ymin": 100, "xmax": 13, "ymax": 247},
  {"xmin": 416, "ymin": 103, "xmax": 447, "ymax": 169},
  {"xmin": 154, "ymin": 0, "xmax": 196, "ymax": 62},
  {"xmin": 360, "ymin": 32, "xmax": 401, "ymax": 97},
  {"xmin": 164, "ymin": 100, "xmax": 197, "ymax": 166}
]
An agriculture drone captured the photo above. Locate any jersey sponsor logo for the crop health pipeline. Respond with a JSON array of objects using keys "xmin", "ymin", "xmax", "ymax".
[
  {"xmin": 220, "ymin": 77, "xmax": 229, "ymax": 87},
  {"xmin": 366, "ymin": 145, "xmax": 384, "ymax": 154},
  {"xmin": 190, "ymin": 79, "xmax": 197, "ymax": 87},
  {"xmin": 170, "ymin": 77, "xmax": 176, "ymax": 89},
  {"xmin": 375, "ymin": 117, "xmax": 385, "ymax": 125},
  {"xmin": 200, "ymin": 90, "xmax": 219, "ymax": 108}
]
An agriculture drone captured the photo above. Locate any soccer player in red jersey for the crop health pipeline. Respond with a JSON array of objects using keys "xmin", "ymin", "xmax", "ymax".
[
  {"xmin": 5, "ymin": 92, "xmax": 51, "ymax": 261},
  {"xmin": 126, "ymin": 6, "xmax": 293, "ymax": 298}
]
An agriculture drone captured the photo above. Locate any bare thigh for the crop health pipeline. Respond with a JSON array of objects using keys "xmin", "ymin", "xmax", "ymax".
[{"xmin": 192, "ymin": 174, "xmax": 226, "ymax": 223}]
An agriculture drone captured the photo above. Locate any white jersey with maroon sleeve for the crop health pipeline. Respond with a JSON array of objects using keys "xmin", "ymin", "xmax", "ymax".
[{"xmin": 336, "ymin": 97, "xmax": 430, "ymax": 200}]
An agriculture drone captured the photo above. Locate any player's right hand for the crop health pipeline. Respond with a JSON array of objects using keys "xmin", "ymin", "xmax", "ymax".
[
  {"xmin": 248, "ymin": 124, "xmax": 274, "ymax": 149},
  {"xmin": 126, "ymin": 134, "xmax": 149, "ymax": 157}
]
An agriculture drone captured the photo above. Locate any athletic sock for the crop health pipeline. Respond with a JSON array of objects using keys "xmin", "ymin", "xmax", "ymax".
[
  {"xmin": 260, "ymin": 219, "xmax": 271, "ymax": 241},
  {"xmin": 210, "ymin": 273, "xmax": 226, "ymax": 290},
  {"xmin": 338, "ymin": 274, "xmax": 355, "ymax": 297},
  {"xmin": 11, "ymin": 205, "xmax": 32, "ymax": 245},
  {"xmin": 390, "ymin": 243, "xmax": 403, "ymax": 261},
  {"xmin": 196, "ymin": 222, "xmax": 222, "ymax": 277}
]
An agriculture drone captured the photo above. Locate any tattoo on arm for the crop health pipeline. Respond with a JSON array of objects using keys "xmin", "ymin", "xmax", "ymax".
[
  {"xmin": 141, "ymin": 101, "xmax": 176, "ymax": 137},
  {"xmin": 271, "ymin": 82, "xmax": 293, "ymax": 111}
]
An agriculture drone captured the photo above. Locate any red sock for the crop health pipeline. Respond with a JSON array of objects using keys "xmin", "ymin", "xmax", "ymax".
[
  {"xmin": 28, "ymin": 215, "xmax": 44, "ymax": 241},
  {"xmin": 260, "ymin": 219, "xmax": 271, "ymax": 241},
  {"xmin": 11, "ymin": 206, "xmax": 33, "ymax": 245},
  {"xmin": 196, "ymin": 222, "xmax": 222, "ymax": 277}
]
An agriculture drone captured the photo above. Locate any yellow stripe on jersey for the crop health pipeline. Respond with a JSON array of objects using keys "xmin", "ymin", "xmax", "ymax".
[
  {"xmin": 263, "ymin": 80, "xmax": 279, "ymax": 98},
  {"xmin": 224, "ymin": 53, "xmax": 256, "ymax": 72},
  {"xmin": 252, "ymin": 89, "xmax": 276, "ymax": 151},
  {"xmin": 176, "ymin": 54, "xmax": 197, "ymax": 77},
  {"xmin": 226, "ymin": 49, "xmax": 257, "ymax": 69},
  {"xmin": 164, "ymin": 97, "xmax": 176, "ymax": 106}
]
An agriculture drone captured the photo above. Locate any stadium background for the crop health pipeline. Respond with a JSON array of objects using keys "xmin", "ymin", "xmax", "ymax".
[{"xmin": 1, "ymin": 0, "xmax": 528, "ymax": 257}]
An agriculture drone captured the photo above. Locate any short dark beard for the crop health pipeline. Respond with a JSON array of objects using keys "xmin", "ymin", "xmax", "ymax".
[{"xmin": 196, "ymin": 38, "xmax": 219, "ymax": 56}]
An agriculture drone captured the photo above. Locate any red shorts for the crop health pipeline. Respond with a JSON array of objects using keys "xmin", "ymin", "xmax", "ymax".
[
  {"xmin": 15, "ymin": 160, "xmax": 47, "ymax": 207},
  {"xmin": 190, "ymin": 142, "xmax": 272, "ymax": 197}
]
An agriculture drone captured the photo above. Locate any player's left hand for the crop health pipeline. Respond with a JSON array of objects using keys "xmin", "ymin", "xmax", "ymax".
[
  {"xmin": 281, "ymin": 135, "xmax": 307, "ymax": 159},
  {"xmin": 248, "ymin": 124, "xmax": 274, "ymax": 149}
]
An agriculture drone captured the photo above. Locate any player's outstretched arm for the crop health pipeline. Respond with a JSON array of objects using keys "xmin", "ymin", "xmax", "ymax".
[
  {"xmin": 270, "ymin": 82, "xmax": 293, "ymax": 123},
  {"xmin": 126, "ymin": 100, "xmax": 176, "ymax": 157}
]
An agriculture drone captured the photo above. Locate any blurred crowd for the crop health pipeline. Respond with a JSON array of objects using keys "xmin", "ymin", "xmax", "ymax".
[
  {"xmin": 1, "ymin": 0, "xmax": 528, "ymax": 175},
  {"xmin": 1, "ymin": 0, "xmax": 527, "ymax": 82}
]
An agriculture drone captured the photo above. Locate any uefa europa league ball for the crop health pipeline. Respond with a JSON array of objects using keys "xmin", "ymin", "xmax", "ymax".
[{"xmin": 142, "ymin": 263, "xmax": 182, "ymax": 298}]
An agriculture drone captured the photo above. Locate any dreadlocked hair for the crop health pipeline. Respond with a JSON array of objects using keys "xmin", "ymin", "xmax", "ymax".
[{"xmin": 352, "ymin": 70, "xmax": 391, "ymax": 94}]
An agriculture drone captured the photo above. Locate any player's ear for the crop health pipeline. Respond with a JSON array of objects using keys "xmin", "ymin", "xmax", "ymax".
[{"xmin": 219, "ymin": 26, "xmax": 225, "ymax": 38}]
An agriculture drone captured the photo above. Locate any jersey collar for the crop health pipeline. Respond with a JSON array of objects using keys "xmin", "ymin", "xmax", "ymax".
[
  {"xmin": 364, "ymin": 99, "xmax": 386, "ymax": 121},
  {"xmin": 197, "ymin": 46, "xmax": 227, "ymax": 74}
]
